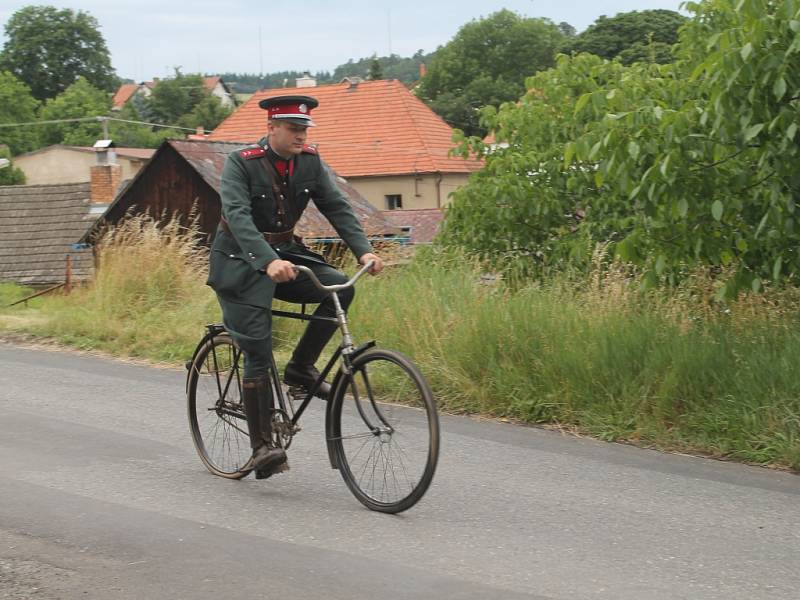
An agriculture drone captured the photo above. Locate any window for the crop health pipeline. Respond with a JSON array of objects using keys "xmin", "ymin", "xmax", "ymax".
[{"xmin": 385, "ymin": 194, "xmax": 403, "ymax": 210}]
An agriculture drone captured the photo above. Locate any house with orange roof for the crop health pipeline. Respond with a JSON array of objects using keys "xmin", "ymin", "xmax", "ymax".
[
  {"xmin": 208, "ymin": 78, "xmax": 482, "ymax": 211},
  {"xmin": 111, "ymin": 76, "xmax": 236, "ymax": 111}
]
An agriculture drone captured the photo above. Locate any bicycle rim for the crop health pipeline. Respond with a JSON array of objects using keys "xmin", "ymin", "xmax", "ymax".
[
  {"xmin": 331, "ymin": 348, "xmax": 439, "ymax": 513},
  {"xmin": 187, "ymin": 334, "xmax": 251, "ymax": 479}
]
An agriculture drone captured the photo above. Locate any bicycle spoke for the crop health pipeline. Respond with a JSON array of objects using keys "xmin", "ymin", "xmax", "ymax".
[{"xmin": 332, "ymin": 349, "xmax": 439, "ymax": 512}]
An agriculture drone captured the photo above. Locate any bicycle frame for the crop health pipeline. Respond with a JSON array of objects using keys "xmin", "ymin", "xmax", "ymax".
[{"xmin": 192, "ymin": 261, "xmax": 385, "ymax": 468}]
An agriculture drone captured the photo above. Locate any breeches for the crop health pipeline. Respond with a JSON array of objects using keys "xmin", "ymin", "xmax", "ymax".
[{"xmin": 217, "ymin": 261, "xmax": 354, "ymax": 378}]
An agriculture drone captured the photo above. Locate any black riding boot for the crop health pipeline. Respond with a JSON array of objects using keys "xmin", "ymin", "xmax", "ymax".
[
  {"xmin": 283, "ymin": 314, "xmax": 340, "ymax": 400},
  {"xmin": 242, "ymin": 377, "xmax": 287, "ymax": 473}
]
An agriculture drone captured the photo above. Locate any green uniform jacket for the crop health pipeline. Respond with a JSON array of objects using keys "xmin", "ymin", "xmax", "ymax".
[{"xmin": 207, "ymin": 138, "xmax": 373, "ymax": 308}]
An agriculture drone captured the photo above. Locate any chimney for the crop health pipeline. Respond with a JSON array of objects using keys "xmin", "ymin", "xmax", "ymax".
[
  {"xmin": 187, "ymin": 126, "xmax": 208, "ymax": 141},
  {"xmin": 90, "ymin": 140, "xmax": 121, "ymax": 205},
  {"xmin": 419, "ymin": 63, "xmax": 427, "ymax": 78},
  {"xmin": 295, "ymin": 73, "xmax": 317, "ymax": 88}
]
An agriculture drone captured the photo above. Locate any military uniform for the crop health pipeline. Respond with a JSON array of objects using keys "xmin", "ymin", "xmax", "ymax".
[
  {"xmin": 208, "ymin": 138, "xmax": 373, "ymax": 371},
  {"xmin": 206, "ymin": 95, "xmax": 375, "ymax": 477}
]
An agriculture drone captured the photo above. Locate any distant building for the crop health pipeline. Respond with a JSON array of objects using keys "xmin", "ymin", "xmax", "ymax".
[
  {"xmin": 111, "ymin": 76, "xmax": 237, "ymax": 111},
  {"xmin": 13, "ymin": 145, "xmax": 154, "ymax": 186}
]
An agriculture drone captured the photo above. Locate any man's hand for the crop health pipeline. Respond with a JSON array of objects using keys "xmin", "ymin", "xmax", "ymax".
[
  {"xmin": 266, "ymin": 259, "xmax": 297, "ymax": 283},
  {"xmin": 359, "ymin": 253, "xmax": 384, "ymax": 275}
]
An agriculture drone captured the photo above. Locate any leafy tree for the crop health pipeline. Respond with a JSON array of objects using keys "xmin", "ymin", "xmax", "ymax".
[
  {"xmin": 558, "ymin": 22, "xmax": 577, "ymax": 38},
  {"xmin": 177, "ymin": 94, "xmax": 232, "ymax": 131},
  {"xmin": 443, "ymin": 0, "xmax": 800, "ymax": 295},
  {"xmin": 0, "ymin": 145, "xmax": 26, "ymax": 184},
  {"xmin": 146, "ymin": 71, "xmax": 207, "ymax": 124},
  {"xmin": 562, "ymin": 10, "xmax": 687, "ymax": 64},
  {"xmin": 416, "ymin": 10, "xmax": 565, "ymax": 136},
  {"xmin": 368, "ymin": 57, "xmax": 384, "ymax": 80},
  {"xmin": 0, "ymin": 6, "xmax": 117, "ymax": 100},
  {"xmin": 0, "ymin": 71, "xmax": 39, "ymax": 155},
  {"xmin": 39, "ymin": 77, "xmax": 110, "ymax": 146}
]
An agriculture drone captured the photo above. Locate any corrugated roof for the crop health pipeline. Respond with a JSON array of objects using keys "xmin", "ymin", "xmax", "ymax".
[
  {"xmin": 167, "ymin": 139, "xmax": 399, "ymax": 239},
  {"xmin": 209, "ymin": 80, "xmax": 483, "ymax": 178},
  {"xmin": 0, "ymin": 182, "xmax": 95, "ymax": 285}
]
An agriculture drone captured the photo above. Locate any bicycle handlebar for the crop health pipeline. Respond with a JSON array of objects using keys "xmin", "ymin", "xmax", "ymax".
[{"xmin": 292, "ymin": 260, "xmax": 375, "ymax": 294}]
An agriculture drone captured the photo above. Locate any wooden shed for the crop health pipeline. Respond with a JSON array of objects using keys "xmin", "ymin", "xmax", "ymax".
[{"xmin": 86, "ymin": 139, "xmax": 400, "ymax": 244}]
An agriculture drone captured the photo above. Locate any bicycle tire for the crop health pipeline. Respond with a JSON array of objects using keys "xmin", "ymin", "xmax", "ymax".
[
  {"xmin": 187, "ymin": 332, "xmax": 252, "ymax": 479},
  {"xmin": 330, "ymin": 348, "xmax": 439, "ymax": 513}
]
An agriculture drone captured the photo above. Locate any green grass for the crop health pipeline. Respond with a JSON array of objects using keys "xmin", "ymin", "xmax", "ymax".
[{"xmin": 2, "ymin": 217, "xmax": 799, "ymax": 471}]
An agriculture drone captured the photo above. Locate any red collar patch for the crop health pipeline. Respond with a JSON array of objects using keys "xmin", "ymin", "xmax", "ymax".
[{"xmin": 239, "ymin": 147, "xmax": 266, "ymax": 160}]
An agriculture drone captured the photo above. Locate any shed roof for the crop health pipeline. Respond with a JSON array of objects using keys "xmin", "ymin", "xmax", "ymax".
[
  {"xmin": 208, "ymin": 80, "xmax": 483, "ymax": 178},
  {"xmin": 0, "ymin": 182, "xmax": 95, "ymax": 285},
  {"xmin": 168, "ymin": 139, "xmax": 398, "ymax": 239},
  {"xmin": 381, "ymin": 208, "xmax": 444, "ymax": 245}
]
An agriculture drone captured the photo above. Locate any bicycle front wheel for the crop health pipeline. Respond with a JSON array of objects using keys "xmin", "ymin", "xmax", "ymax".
[
  {"xmin": 330, "ymin": 348, "xmax": 439, "ymax": 513},
  {"xmin": 187, "ymin": 332, "xmax": 251, "ymax": 479}
]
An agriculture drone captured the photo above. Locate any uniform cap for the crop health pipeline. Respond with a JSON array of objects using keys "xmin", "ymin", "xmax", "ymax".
[{"xmin": 259, "ymin": 95, "xmax": 318, "ymax": 126}]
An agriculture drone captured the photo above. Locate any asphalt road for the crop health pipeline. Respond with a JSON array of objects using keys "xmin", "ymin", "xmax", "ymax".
[{"xmin": 0, "ymin": 342, "xmax": 798, "ymax": 600}]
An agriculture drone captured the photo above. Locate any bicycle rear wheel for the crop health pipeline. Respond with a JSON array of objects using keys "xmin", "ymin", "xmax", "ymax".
[
  {"xmin": 187, "ymin": 332, "xmax": 251, "ymax": 479},
  {"xmin": 330, "ymin": 348, "xmax": 439, "ymax": 513}
]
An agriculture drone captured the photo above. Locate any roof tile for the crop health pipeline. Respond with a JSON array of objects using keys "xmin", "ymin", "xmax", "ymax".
[{"xmin": 209, "ymin": 80, "xmax": 483, "ymax": 178}]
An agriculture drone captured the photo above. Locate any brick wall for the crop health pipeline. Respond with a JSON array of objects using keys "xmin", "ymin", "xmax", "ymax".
[{"xmin": 90, "ymin": 164, "xmax": 122, "ymax": 204}]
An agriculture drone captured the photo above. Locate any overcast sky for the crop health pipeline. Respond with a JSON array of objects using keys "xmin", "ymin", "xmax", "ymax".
[{"xmin": 0, "ymin": 1, "xmax": 686, "ymax": 81}]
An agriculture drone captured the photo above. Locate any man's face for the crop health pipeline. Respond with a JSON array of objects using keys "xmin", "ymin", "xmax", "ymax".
[{"xmin": 268, "ymin": 120, "xmax": 309, "ymax": 157}]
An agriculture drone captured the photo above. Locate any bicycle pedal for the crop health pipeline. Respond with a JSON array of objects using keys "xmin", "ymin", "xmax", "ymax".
[{"xmin": 287, "ymin": 385, "xmax": 307, "ymax": 400}]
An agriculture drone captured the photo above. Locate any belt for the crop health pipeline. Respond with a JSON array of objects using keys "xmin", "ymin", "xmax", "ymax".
[{"xmin": 219, "ymin": 217, "xmax": 296, "ymax": 245}]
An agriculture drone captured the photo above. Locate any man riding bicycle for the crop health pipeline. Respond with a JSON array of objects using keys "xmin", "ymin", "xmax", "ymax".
[{"xmin": 207, "ymin": 95, "xmax": 384, "ymax": 478}]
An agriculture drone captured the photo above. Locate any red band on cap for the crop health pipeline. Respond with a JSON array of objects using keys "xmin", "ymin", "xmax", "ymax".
[{"xmin": 268, "ymin": 102, "xmax": 312, "ymax": 119}]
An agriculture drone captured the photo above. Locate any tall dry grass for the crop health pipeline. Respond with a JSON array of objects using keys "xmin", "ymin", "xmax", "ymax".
[
  {"xmin": 4, "ymin": 217, "xmax": 798, "ymax": 469},
  {"xmin": 26, "ymin": 214, "xmax": 220, "ymax": 361}
]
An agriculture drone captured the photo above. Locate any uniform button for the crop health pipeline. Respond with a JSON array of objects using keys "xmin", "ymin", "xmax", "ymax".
[
  {"xmin": 277, "ymin": 221, "xmax": 282, "ymax": 227},
  {"xmin": 248, "ymin": 253, "xmax": 255, "ymax": 259},
  {"xmin": 304, "ymin": 188, "xmax": 309, "ymax": 193},
  {"xmin": 261, "ymin": 194, "xmax": 266, "ymax": 198},
  {"xmin": 229, "ymin": 254, "xmax": 235, "ymax": 258}
]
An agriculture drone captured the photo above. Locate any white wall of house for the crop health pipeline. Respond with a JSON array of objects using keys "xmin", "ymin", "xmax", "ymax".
[
  {"xmin": 14, "ymin": 147, "xmax": 148, "ymax": 185},
  {"xmin": 346, "ymin": 172, "xmax": 472, "ymax": 211},
  {"xmin": 209, "ymin": 82, "xmax": 236, "ymax": 107}
]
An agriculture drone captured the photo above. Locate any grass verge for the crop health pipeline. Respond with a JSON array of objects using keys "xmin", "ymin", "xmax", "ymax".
[{"xmin": 1, "ymin": 218, "xmax": 798, "ymax": 471}]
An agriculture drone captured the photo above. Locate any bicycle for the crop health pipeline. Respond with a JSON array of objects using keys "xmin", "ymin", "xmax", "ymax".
[{"xmin": 185, "ymin": 261, "xmax": 440, "ymax": 513}]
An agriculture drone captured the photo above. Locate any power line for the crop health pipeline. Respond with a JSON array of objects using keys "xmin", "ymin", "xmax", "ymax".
[{"xmin": 0, "ymin": 115, "xmax": 209, "ymax": 134}]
